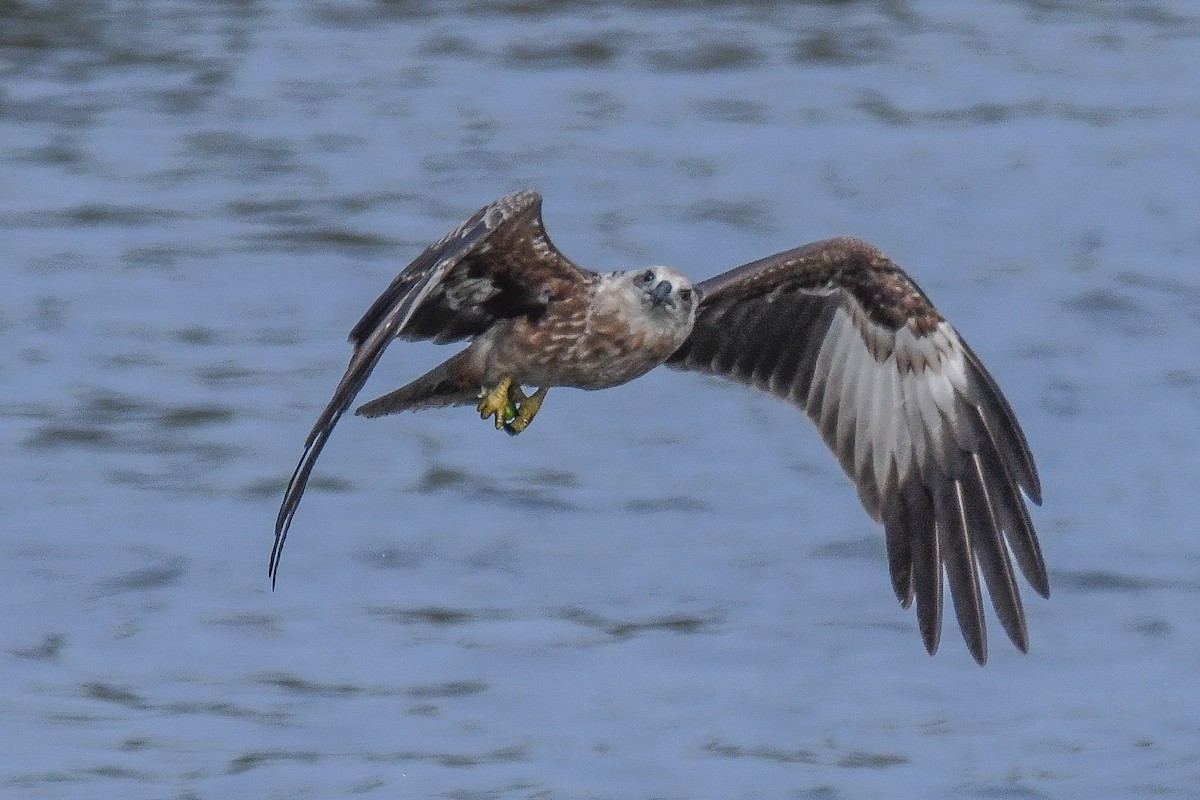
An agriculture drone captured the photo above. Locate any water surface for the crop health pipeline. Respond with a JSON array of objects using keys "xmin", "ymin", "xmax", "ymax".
[{"xmin": 3, "ymin": 1, "xmax": 1199, "ymax": 797}]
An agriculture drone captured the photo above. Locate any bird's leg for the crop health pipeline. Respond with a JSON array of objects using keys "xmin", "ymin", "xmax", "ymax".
[
  {"xmin": 504, "ymin": 386, "xmax": 549, "ymax": 436},
  {"xmin": 477, "ymin": 376, "xmax": 516, "ymax": 429}
]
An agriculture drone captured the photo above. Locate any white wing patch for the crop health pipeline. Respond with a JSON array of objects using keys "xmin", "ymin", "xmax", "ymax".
[
  {"xmin": 807, "ymin": 304, "xmax": 970, "ymax": 520},
  {"xmin": 442, "ymin": 275, "xmax": 501, "ymax": 311}
]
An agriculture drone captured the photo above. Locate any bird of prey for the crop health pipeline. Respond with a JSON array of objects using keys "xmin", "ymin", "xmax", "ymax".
[{"xmin": 272, "ymin": 189, "xmax": 1047, "ymax": 665}]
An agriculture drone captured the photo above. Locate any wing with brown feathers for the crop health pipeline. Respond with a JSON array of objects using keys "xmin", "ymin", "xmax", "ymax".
[
  {"xmin": 666, "ymin": 236, "xmax": 1047, "ymax": 664},
  {"xmin": 271, "ymin": 189, "xmax": 589, "ymax": 585}
]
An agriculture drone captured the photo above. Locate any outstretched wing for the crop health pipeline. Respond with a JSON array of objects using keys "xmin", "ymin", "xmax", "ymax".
[
  {"xmin": 666, "ymin": 237, "xmax": 1047, "ymax": 664},
  {"xmin": 271, "ymin": 189, "xmax": 589, "ymax": 585}
]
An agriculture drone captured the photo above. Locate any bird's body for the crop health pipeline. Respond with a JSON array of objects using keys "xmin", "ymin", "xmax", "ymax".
[
  {"xmin": 352, "ymin": 263, "xmax": 697, "ymax": 421},
  {"xmin": 272, "ymin": 189, "xmax": 1048, "ymax": 665}
]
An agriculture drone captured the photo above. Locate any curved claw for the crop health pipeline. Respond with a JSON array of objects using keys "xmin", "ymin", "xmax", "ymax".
[
  {"xmin": 477, "ymin": 376, "xmax": 514, "ymax": 429},
  {"xmin": 503, "ymin": 386, "xmax": 548, "ymax": 435}
]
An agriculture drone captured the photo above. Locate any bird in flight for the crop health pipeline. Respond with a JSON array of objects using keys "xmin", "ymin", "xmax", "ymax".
[{"xmin": 272, "ymin": 189, "xmax": 1048, "ymax": 665}]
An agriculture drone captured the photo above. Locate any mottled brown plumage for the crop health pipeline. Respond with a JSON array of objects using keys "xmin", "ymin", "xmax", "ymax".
[{"xmin": 272, "ymin": 189, "xmax": 1047, "ymax": 665}]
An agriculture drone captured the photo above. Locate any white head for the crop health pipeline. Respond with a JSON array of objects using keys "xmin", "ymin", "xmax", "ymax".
[
  {"xmin": 590, "ymin": 265, "xmax": 698, "ymax": 360},
  {"xmin": 619, "ymin": 265, "xmax": 697, "ymax": 325}
]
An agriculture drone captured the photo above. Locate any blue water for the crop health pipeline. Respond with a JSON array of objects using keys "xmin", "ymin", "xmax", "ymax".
[{"xmin": 3, "ymin": 1, "xmax": 1199, "ymax": 797}]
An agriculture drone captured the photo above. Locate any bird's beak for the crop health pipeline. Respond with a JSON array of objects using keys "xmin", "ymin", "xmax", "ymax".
[{"xmin": 650, "ymin": 279, "xmax": 673, "ymax": 307}]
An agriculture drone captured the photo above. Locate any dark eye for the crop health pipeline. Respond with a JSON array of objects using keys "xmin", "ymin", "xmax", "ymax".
[
  {"xmin": 679, "ymin": 289, "xmax": 692, "ymax": 302},
  {"xmin": 640, "ymin": 269, "xmax": 656, "ymax": 284}
]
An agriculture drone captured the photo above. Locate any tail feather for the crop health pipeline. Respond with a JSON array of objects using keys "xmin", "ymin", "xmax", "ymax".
[{"xmin": 355, "ymin": 349, "xmax": 480, "ymax": 417}]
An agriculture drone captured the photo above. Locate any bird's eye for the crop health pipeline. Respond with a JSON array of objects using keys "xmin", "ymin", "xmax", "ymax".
[
  {"xmin": 640, "ymin": 269, "xmax": 656, "ymax": 284},
  {"xmin": 679, "ymin": 289, "xmax": 692, "ymax": 302}
]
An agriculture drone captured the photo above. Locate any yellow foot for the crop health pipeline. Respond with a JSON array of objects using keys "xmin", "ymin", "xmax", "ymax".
[
  {"xmin": 477, "ymin": 376, "xmax": 515, "ymax": 429},
  {"xmin": 504, "ymin": 386, "xmax": 549, "ymax": 436}
]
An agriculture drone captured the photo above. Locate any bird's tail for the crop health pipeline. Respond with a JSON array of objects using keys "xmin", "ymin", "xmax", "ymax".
[{"xmin": 355, "ymin": 349, "xmax": 481, "ymax": 417}]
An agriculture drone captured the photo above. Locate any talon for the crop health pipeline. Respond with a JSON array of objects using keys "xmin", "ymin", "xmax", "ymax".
[
  {"xmin": 477, "ymin": 376, "xmax": 514, "ymax": 429},
  {"xmin": 503, "ymin": 386, "xmax": 548, "ymax": 435},
  {"xmin": 504, "ymin": 383, "xmax": 526, "ymax": 422}
]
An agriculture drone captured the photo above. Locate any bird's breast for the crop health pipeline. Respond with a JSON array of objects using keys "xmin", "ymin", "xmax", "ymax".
[{"xmin": 487, "ymin": 301, "xmax": 690, "ymax": 390}]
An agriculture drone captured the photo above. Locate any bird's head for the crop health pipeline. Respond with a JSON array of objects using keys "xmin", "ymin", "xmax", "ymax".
[{"xmin": 627, "ymin": 266, "xmax": 696, "ymax": 318}]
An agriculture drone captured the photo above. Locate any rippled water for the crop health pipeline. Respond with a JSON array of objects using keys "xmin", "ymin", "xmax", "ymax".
[{"xmin": 3, "ymin": 1, "xmax": 1199, "ymax": 797}]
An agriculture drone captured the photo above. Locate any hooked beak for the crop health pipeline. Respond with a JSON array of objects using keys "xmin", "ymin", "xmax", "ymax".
[{"xmin": 650, "ymin": 279, "xmax": 673, "ymax": 307}]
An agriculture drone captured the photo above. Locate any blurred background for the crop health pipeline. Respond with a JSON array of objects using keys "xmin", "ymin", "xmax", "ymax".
[{"xmin": 2, "ymin": 1, "xmax": 1198, "ymax": 797}]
